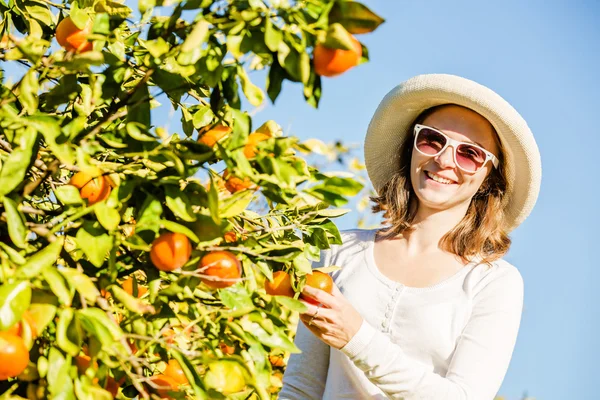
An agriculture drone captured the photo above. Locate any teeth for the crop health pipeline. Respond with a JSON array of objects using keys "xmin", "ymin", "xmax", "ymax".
[{"xmin": 426, "ymin": 171, "xmax": 454, "ymax": 184}]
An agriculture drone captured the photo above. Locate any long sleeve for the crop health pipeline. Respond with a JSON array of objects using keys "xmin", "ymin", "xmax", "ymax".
[
  {"xmin": 339, "ymin": 267, "xmax": 524, "ymax": 400},
  {"xmin": 279, "ymin": 249, "xmax": 334, "ymax": 399}
]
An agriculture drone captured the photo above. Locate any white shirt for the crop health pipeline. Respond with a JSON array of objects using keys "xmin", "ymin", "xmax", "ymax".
[{"xmin": 279, "ymin": 229, "xmax": 524, "ymax": 400}]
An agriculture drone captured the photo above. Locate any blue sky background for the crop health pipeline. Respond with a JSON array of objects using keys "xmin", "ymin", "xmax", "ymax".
[
  {"xmin": 3, "ymin": 0, "xmax": 596, "ymax": 398},
  {"xmin": 223, "ymin": 1, "xmax": 597, "ymax": 399}
]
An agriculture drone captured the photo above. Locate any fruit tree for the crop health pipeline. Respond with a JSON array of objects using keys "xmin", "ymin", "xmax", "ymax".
[{"xmin": 0, "ymin": 0, "xmax": 384, "ymax": 398}]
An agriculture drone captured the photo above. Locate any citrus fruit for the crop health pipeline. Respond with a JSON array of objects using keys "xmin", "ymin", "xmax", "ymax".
[
  {"xmin": 150, "ymin": 232, "xmax": 192, "ymax": 272},
  {"xmin": 313, "ymin": 35, "xmax": 362, "ymax": 77},
  {"xmin": 56, "ymin": 16, "xmax": 93, "ymax": 53},
  {"xmin": 0, "ymin": 332, "xmax": 29, "ymax": 380},
  {"xmin": 265, "ymin": 271, "xmax": 295, "ymax": 298},
  {"xmin": 122, "ymin": 277, "xmax": 147, "ymax": 298},
  {"xmin": 204, "ymin": 361, "xmax": 246, "ymax": 395},
  {"xmin": 148, "ymin": 374, "xmax": 179, "ymax": 399},
  {"xmin": 243, "ymin": 132, "xmax": 270, "ymax": 158},
  {"xmin": 223, "ymin": 170, "xmax": 253, "ymax": 193},
  {"xmin": 218, "ymin": 342, "xmax": 235, "ymax": 355},
  {"xmin": 199, "ymin": 251, "xmax": 241, "ymax": 289},
  {"xmin": 223, "ymin": 231, "xmax": 237, "ymax": 243},
  {"xmin": 198, "ymin": 124, "xmax": 231, "ymax": 147},
  {"xmin": 163, "ymin": 359, "xmax": 188, "ymax": 385},
  {"xmin": 69, "ymin": 171, "xmax": 111, "ymax": 205},
  {"xmin": 300, "ymin": 270, "xmax": 333, "ymax": 305}
]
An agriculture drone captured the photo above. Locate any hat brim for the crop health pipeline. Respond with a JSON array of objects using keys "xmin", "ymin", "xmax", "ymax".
[{"xmin": 364, "ymin": 74, "xmax": 542, "ymax": 232}]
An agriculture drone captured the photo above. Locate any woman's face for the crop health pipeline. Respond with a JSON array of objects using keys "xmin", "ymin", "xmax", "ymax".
[{"xmin": 409, "ymin": 105, "xmax": 500, "ymax": 213}]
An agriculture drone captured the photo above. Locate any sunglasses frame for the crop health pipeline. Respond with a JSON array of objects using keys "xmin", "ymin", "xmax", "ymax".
[{"xmin": 413, "ymin": 124, "xmax": 500, "ymax": 173}]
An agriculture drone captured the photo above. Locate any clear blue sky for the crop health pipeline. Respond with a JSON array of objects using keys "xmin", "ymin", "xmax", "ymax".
[{"xmin": 237, "ymin": 1, "xmax": 598, "ymax": 399}]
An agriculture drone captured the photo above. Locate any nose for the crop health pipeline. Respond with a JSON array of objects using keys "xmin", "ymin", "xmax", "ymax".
[{"xmin": 434, "ymin": 146, "xmax": 456, "ymax": 169}]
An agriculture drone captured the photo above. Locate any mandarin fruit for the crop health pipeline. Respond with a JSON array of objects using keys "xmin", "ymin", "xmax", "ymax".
[
  {"xmin": 265, "ymin": 271, "xmax": 295, "ymax": 298},
  {"xmin": 198, "ymin": 124, "xmax": 231, "ymax": 147},
  {"xmin": 313, "ymin": 35, "xmax": 362, "ymax": 77},
  {"xmin": 300, "ymin": 270, "xmax": 333, "ymax": 305},
  {"xmin": 243, "ymin": 132, "xmax": 270, "ymax": 158},
  {"xmin": 0, "ymin": 332, "xmax": 29, "ymax": 380},
  {"xmin": 223, "ymin": 170, "xmax": 253, "ymax": 193},
  {"xmin": 148, "ymin": 374, "xmax": 179, "ymax": 399},
  {"xmin": 163, "ymin": 359, "xmax": 188, "ymax": 385},
  {"xmin": 150, "ymin": 232, "xmax": 192, "ymax": 272},
  {"xmin": 199, "ymin": 251, "xmax": 241, "ymax": 289},
  {"xmin": 56, "ymin": 16, "xmax": 93, "ymax": 53}
]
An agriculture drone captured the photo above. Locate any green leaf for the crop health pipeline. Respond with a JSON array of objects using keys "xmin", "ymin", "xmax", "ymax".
[
  {"xmin": 192, "ymin": 106, "xmax": 215, "ymax": 129},
  {"xmin": 219, "ymin": 189, "xmax": 253, "ymax": 218},
  {"xmin": 136, "ymin": 195, "xmax": 163, "ymax": 232},
  {"xmin": 4, "ymin": 197, "xmax": 28, "ymax": 249},
  {"xmin": 239, "ymin": 317, "xmax": 300, "ymax": 353},
  {"xmin": 164, "ymin": 185, "xmax": 196, "ymax": 222},
  {"xmin": 220, "ymin": 286, "xmax": 254, "ymax": 315},
  {"xmin": 19, "ymin": 69, "xmax": 39, "ymax": 114},
  {"xmin": 60, "ymin": 268, "xmax": 101, "ymax": 305},
  {"xmin": 322, "ymin": 22, "xmax": 358, "ymax": 51},
  {"xmin": 264, "ymin": 17, "xmax": 282, "ymax": 52},
  {"xmin": 54, "ymin": 185, "xmax": 84, "ymax": 206},
  {"xmin": 16, "ymin": 236, "xmax": 64, "ymax": 279},
  {"xmin": 267, "ymin": 60, "xmax": 285, "ymax": 103},
  {"xmin": 0, "ymin": 126, "xmax": 37, "ymax": 197},
  {"xmin": 95, "ymin": 202, "xmax": 121, "ymax": 231},
  {"xmin": 77, "ymin": 308, "xmax": 124, "ymax": 345},
  {"xmin": 47, "ymin": 347, "xmax": 75, "ymax": 400},
  {"xmin": 27, "ymin": 114, "xmax": 75, "ymax": 164},
  {"xmin": 110, "ymin": 285, "xmax": 155, "ymax": 314},
  {"xmin": 179, "ymin": 18, "xmax": 209, "ymax": 65},
  {"xmin": 56, "ymin": 308, "xmax": 80, "ymax": 356},
  {"xmin": 237, "ymin": 66, "xmax": 264, "ymax": 106},
  {"xmin": 127, "ymin": 82, "xmax": 151, "ymax": 127},
  {"xmin": 0, "ymin": 281, "xmax": 32, "ymax": 330},
  {"xmin": 42, "ymin": 267, "xmax": 73, "ymax": 306},
  {"xmin": 159, "ymin": 219, "xmax": 199, "ymax": 243},
  {"xmin": 273, "ymin": 296, "xmax": 307, "ymax": 313},
  {"xmin": 170, "ymin": 350, "xmax": 207, "ymax": 398},
  {"xmin": 207, "ymin": 175, "xmax": 219, "ymax": 225},
  {"xmin": 126, "ymin": 121, "xmax": 157, "ymax": 142},
  {"xmin": 94, "ymin": 0, "xmax": 133, "ymax": 17},
  {"xmin": 27, "ymin": 303, "xmax": 57, "ymax": 337},
  {"xmin": 24, "ymin": 0, "xmax": 55, "ymax": 27},
  {"xmin": 74, "ymin": 222, "xmax": 113, "ymax": 267},
  {"xmin": 0, "ymin": 242, "xmax": 27, "ymax": 265},
  {"xmin": 329, "ymin": 1, "xmax": 385, "ymax": 34}
]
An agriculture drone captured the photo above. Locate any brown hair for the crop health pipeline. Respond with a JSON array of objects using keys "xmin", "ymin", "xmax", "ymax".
[{"xmin": 370, "ymin": 104, "xmax": 511, "ymax": 266}]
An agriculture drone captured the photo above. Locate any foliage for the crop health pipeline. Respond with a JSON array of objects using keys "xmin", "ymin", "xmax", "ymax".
[{"xmin": 0, "ymin": 0, "xmax": 384, "ymax": 398}]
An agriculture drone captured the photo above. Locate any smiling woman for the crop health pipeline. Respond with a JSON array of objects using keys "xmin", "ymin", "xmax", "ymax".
[{"xmin": 279, "ymin": 74, "xmax": 542, "ymax": 400}]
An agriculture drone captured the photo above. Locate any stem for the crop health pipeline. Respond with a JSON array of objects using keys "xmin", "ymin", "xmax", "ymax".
[{"xmin": 48, "ymin": 203, "xmax": 98, "ymax": 235}]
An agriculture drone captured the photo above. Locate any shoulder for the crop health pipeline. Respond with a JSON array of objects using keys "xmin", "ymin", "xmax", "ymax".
[
  {"xmin": 467, "ymin": 258, "xmax": 524, "ymax": 302},
  {"xmin": 327, "ymin": 228, "xmax": 377, "ymax": 259}
]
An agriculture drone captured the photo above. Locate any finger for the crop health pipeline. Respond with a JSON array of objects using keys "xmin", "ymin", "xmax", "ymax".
[{"xmin": 301, "ymin": 285, "xmax": 339, "ymax": 309}]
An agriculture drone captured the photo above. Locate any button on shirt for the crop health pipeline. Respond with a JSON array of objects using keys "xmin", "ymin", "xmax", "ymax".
[{"xmin": 279, "ymin": 229, "xmax": 524, "ymax": 400}]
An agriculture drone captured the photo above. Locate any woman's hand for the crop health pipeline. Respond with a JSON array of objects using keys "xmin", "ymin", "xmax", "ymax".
[{"xmin": 299, "ymin": 283, "xmax": 364, "ymax": 349}]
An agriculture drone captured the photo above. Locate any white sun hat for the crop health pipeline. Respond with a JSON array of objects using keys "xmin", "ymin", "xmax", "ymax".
[{"xmin": 364, "ymin": 73, "xmax": 542, "ymax": 232}]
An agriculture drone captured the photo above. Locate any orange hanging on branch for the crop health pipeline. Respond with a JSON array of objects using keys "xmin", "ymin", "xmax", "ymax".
[{"xmin": 313, "ymin": 35, "xmax": 362, "ymax": 77}]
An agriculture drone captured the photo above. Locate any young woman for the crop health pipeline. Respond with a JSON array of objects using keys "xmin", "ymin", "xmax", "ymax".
[{"xmin": 279, "ymin": 74, "xmax": 542, "ymax": 400}]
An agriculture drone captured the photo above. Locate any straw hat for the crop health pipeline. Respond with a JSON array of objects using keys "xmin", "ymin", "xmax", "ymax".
[{"xmin": 364, "ymin": 73, "xmax": 542, "ymax": 232}]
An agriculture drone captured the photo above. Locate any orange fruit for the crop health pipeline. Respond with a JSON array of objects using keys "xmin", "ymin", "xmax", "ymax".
[
  {"xmin": 75, "ymin": 354, "xmax": 98, "ymax": 374},
  {"xmin": 104, "ymin": 376, "xmax": 119, "ymax": 397},
  {"xmin": 163, "ymin": 359, "xmax": 188, "ymax": 385},
  {"xmin": 122, "ymin": 277, "xmax": 147, "ymax": 298},
  {"xmin": 150, "ymin": 232, "xmax": 192, "ymax": 272},
  {"xmin": 198, "ymin": 125, "xmax": 231, "ymax": 147},
  {"xmin": 218, "ymin": 342, "xmax": 235, "ymax": 355},
  {"xmin": 69, "ymin": 171, "xmax": 111, "ymax": 205},
  {"xmin": 265, "ymin": 271, "xmax": 295, "ymax": 298},
  {"xmin": 313, "ymin": 35, "xmax": 362, "ymax": 77},
  {"xmin": 56, "ymin": 16, "xmax": 93, "ymax": 53},
  {"xmin": 198, "ymin": 251, "xmax": 241, "ymax": 289},
  {"xmin": 222, "ymin": 170, "xmax": 253, "ymax": 194},
  {"xmin": 3, "ymin": 311, "xmax": 38, "ymax": 338},
  {"xmin": 148, "ymin": 374, "xmax": 179, "ymax": 399},
  {"xmin": 223, "ymin": 231, "xmax": 237, "ymax": 243},
  {"xmin": 204, "ymin": 361, "xmax": 246, "ymax": 395},
  {"xmin": 0, "ymin": 332, "xmax": 29, "ymax": 380},
  {"xmin": 300, "ymin": 271, "xmax": 333, "ymax": 305},
  {"xmin": 243, "ymin": 132, "xmax": 270, "ymax": 158},
  {"xmin": 269, "ymin": 353, "xmax": 286, "ymax": 367}
]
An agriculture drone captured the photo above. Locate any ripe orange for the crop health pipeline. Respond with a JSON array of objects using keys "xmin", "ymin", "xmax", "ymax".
[
  {"xmin": 69, "ymin": 171, "xmax": 111, "ymax": 205},
  {"xmin": 265, "ymin": 271, "xmax": 295, "ymax": 298},
  {"xmin": 268, "ymin": 353, "xmax": 286, "ymax": 367},
  {"xmin": 300, "ymin": 271, "xmax": 333, "ymax": 305},
  {"xmin": 0, "ymin": 332, "xmax": 29, "ymax": 380},
  {"xmin": 218, "ymin": 342, "xmax": 235, "ymax": 355},
  {"xmin": 75, "ymin": 354, "xmax": 98, "ymax": 374},
  {"xmin": 56, "ymin": 16, "xmax": 93, "ymax": 53},
  {"xmin": 223, "ymin": 231, "xmax": 237, "ymax": 243},
  {"xmin": 222, "ymin": 170, "xmax": 253, "ymax": 194},
  {"xmin": 198, "ymin": 124, "xmax": 231, "ymax": 147},
  {"xmin": 243, "ymin": 132, "xmax": 270, "ymax": 159},
  {"xmin": 163, "ymin": 359, "xmax": 188, "ymax": 385},
  {"xmin": 199, "ymin": 251, "xmax": 242, "ymax": 289},
  {"xmin": 313, "ymin": 35, "xmax": 362, "ymax": 77},
  {"xmin": 148, "ymin": 374, "xmax": 179, "ymax": 399},
  {"xmin": 150, "ymin": 232, "xmax": 192, "ymax": 272},
  {"xmin": 122, "ymin": 277, "xmax": 148, "ymax": 298}
]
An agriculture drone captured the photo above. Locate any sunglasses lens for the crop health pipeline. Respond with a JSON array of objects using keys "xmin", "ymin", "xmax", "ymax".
[
  {"xmin": 456, "ymin": 144, "xmax": 486, "ymax": 172},
  {"xmin": 415, "ymin": 128, "xmax": 446, "ymax": 155}
]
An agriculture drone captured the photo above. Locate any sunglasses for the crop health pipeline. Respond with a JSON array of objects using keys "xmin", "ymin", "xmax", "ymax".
[{"xmin": 413, "ymin": 124, "xmax": 500, "ymax": 173}]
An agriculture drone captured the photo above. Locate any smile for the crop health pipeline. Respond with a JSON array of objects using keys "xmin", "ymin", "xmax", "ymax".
[{"xmin": 425, "ymin": 171, "xmax": 456, "ymax": 185}]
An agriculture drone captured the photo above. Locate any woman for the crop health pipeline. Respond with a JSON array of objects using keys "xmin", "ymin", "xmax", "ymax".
[{"xmin": 279, "ymin": 74, "xmax": 542, "ymax": 400}]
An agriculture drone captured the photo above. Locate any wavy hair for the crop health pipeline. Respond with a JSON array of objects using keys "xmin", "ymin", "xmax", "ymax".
[{"xmin": 370, "ymin": 104, "xmax": 511, "ymax": 266}]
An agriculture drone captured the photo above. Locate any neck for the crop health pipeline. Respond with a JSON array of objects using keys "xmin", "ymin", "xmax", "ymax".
[{"xmin": 394, "ymin": 200, "xmax": 469, "ymax": 257}]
